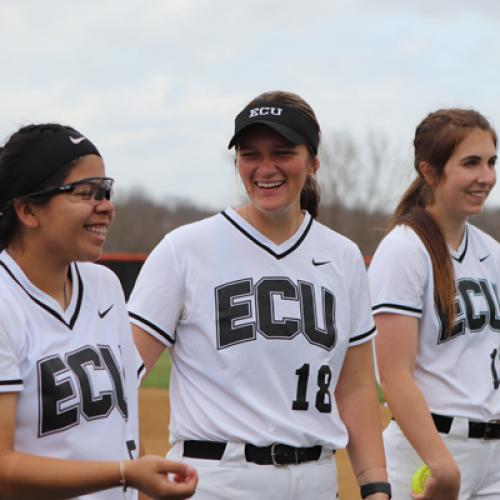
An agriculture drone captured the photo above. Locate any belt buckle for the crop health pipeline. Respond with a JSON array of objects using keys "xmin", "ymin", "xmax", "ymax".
[
  {"xmin": 270, "ymin": 443, "xmax": 295, "ymax": 466},
  {"xmin": 484, "ymin": 419, "xmax": 500, "ymax": 440}
]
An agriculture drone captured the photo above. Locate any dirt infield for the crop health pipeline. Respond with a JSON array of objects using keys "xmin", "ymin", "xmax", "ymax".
[{"xmin": 140, "ymin": 389, "xmax": 391, "ymax": 499}]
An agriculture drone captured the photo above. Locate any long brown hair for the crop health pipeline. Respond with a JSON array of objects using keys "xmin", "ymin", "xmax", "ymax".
[
  {"xmin": 393, "ymin": 109, "xmax": 497, "ymax": 339},
  {"xmin": 244, "ymin": 91, "xmax": 322, "ymax": 218}
]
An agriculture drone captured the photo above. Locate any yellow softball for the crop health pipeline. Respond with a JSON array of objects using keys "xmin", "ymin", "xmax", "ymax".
[{"xmin": 411, "ymin": 464, "xmax": 431, "ymax": 494}]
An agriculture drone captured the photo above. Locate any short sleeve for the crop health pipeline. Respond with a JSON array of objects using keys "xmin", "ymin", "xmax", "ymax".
[
  {"xmin": 128, "ymin": 236, "xmax": 184, "ymax": 347},
  {"xmin": 0, "ymin": 295, "xmax": 25, "ymax": 393},
  {"xmin": 348, "ymin": 247, "xmax": 376, "ymax": 346},
  {"xmin": 368, "ymin": 227, "xmax": 429, "ymax": 318}
]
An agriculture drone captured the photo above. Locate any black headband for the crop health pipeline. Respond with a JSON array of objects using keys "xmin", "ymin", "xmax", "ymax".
[
  {"xmin": 0, "ymin": 126, "xmax": 101, "ymax": 212},
  {"xmin": 227, "ymin": 102, "xmax": 319, "ymax": 154}
]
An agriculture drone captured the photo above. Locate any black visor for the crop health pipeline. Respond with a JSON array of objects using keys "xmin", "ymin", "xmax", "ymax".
[{"xmin": 228, "ymin": 102, "xmax": 319, "ymax": 154}]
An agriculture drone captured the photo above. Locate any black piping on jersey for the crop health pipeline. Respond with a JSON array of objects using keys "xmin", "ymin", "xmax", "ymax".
[
  {"xmin": 129, "ymin": 312, "xmax": 175, "ymax": 344},
  {"xmin": 451, "ymin": 227, "xmax": 468, "ymax": 263},
  {"xmin": 221, "ymin": 210, "xmax": 313, "ymax": 260},
  {"xmin": 137, "ymin": 363, "xmax": 146, "ymax": 380},
  {"xmin": 0, "ymin": 261, "xmax": 83, "ymax": 330},
  {"xmin": 372, "ymin": 302, "xmax": 423, "ymax": 314},
  {"xmin": 0, "ymin": 379, "xmax": 22, "ymax": 386},
  {"xmin": 350, "ymin": 325, "xmax": 376, "ymax": 343}
]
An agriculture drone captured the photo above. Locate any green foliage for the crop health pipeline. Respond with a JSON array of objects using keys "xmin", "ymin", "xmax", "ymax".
[
  {"xmin": 141, "ymin": 351, "xmax": 171, "ymax": 388},
  {"xmin": 377, "ymin": 383, "xmax": 385, "ymax": 403}
]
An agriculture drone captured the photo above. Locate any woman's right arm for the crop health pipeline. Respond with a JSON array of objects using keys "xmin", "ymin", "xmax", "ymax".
[
  {"xmin": 0, "ymin": 392, "xmax": 197, "ymax": 499},
  {"xmin": 375, "ymin": 313, "xmax": 460, "ymax": 500},
  {"xmin": 132, "ymin": 324, "xmax": 167, "ymax": 374}
]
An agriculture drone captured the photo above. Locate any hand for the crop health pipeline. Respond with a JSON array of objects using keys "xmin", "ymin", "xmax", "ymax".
[
  {"xmin": 411, "ymin": 461, "xmax": 460, "ymax": 500},
  {"xmin": 126, "ymin": 455, "xmax": 198, "ymax": 499}
]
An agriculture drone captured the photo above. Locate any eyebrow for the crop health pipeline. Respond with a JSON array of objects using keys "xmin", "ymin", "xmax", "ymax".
[{"xmin": 460, "ymin": 155, "xmax": 497, "ymax": 162}]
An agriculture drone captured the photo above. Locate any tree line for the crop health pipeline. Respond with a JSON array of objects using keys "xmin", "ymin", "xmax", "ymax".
[{"xmin": 105, "ymin": 132, "xmax": 500, "ymax": 257}]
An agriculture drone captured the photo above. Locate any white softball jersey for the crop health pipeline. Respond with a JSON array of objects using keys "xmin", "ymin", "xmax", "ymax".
[
  {"xmin": 0, "ymin": 251, "xmax": 144, "ymax": 500},
  {"xmin": 128, "ymin": 208, "xmax": 375, "ymax": 450},
  {"xmin": 369, "ymin": 223, "xmax": 500, "ymax": 421}
]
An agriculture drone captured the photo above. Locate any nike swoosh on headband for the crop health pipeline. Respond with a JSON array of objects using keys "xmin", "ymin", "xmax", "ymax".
[{"xmin": 69, "ymin": 136, "xmax": 86, "ymax": 145}]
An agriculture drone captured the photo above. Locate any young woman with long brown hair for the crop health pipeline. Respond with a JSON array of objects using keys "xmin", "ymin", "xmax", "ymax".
[{"xmin": 369, "ymin": 109, "xmax": 500, "ymax": 499}]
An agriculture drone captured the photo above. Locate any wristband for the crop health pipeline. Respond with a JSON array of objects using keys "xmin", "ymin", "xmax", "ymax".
[
  {"xmin": 360, "ymin": 481, "xmax": 392, "ymax": 498},
  {"xmin": 119, "ymin": 460, "xmax": 127, "ymax": 492}
]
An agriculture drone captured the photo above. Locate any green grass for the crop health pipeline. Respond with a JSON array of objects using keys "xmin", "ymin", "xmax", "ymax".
[
  {"xmin": 141, "ymin": 351, "xmax": 171, "ymax": 388},
  {"xmin": 377, "ymin": 383, "xmax": 385, "ymax": 403}
]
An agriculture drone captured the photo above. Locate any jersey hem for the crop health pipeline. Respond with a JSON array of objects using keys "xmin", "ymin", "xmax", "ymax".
[
  {"xmin": 372, "ymin": 302, "xmax": 422, "ymax": 317},
  {"xmin": 349, "ymin": 325, "xmax": 376, "ymax": 344},
  {"xmin": 0, "ymin": 379, "xmax": 23, "ymax": 392},
  {"xmin": 129, "ymin": 311, "xmax": 175, "ymax": 345}
]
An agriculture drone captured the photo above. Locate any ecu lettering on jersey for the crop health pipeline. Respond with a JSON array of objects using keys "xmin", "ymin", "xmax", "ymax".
[
  {"xmin": 38, "ymin": 344, "xmax": 128, "ymax": 437},
  {"xmin": 440, "ymin": 277, "xmax": 500, "ymax": 343},
  {"xmin": 215, "ymin": 276, "xmax": 337, "ymax": 350}
]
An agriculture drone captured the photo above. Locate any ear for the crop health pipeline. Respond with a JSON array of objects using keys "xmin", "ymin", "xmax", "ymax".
[
  {"xmin": 13, "ymin": 200, "xmax": 41, "ymax": 229},
  {"xmin": 309, "ymin": 156, "xmax": 320, "ymax": 176},
  {"xmin": 419, "ymin": 161, "xmax": 438, "ymax": 187}
]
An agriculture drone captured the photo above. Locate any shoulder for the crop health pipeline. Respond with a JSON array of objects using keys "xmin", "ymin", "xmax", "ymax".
[
  {"xmin": 311, "ymin": 219, "xmax": 364, "ymax": 259},
  {"xmin": 0, "ymin": 279, "xmax": 27, "ymax": 346},
  {"xmin": 75, "ymin": 261, "xmax": 125, "ymax": 299},
  {"xmin": 372, "ymin": 225, "xmax": 428, "ymax": 261},
  {"xmin": 77, "ymin": 261, "xmax": 122, "ymax": 285},
  {"xmin": 466, "ymin": 222, "xmax": 500, "ymax": 249},
  {"xmin": 369, "ymin": 225, "xmax": 432, "ymax": 285}
]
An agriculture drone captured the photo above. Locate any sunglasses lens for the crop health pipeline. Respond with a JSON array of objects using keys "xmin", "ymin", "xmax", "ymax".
[{"xmin": 97, "ymin": 188, "xmax": 112, "ymax": 201}]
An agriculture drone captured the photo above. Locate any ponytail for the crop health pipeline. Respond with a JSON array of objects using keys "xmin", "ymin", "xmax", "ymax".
[
  {"xmin": 300, "ymin": 174, "xmax": 320, "ymax": 219},
  {"xmin": 393, "ymin": 202, "xmax": 456, "ymax": 339}
]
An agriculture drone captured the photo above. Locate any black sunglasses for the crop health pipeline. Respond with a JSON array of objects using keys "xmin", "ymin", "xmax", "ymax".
[{"xmin": 22, "ymin": 177, "xmax": 114, "ymax": 203}]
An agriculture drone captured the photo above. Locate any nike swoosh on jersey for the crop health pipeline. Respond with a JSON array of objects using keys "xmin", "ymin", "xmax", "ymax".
[
  {"xmin": 98, "ymin": 304, "xmax": 114, "ymax": 318},
  {"xmin": 479, "ymin": 254, "xmax": 490, "ymax": 262},
  {"xmin": 312, "ymin": 259, "xmax": 331, "ymax": 266},
  {"xmin": 69, "ymin": 136, "xmax": 86, "ymax": 144}
]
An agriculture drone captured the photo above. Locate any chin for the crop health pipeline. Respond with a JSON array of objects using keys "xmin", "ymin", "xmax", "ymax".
[{"xmin": 77, "ymin": 247, "xmax": 104, "ymax": 263}]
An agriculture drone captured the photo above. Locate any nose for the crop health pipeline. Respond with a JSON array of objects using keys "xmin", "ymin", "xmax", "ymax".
[
  {"xmin": 94, "ymin": 196, "xmax": 115, "ymax": 217},
  {"xmin": 478, "ymin": 162, "xmax": 496, "ymax": 186},
  {"xmin": 257, "ymin": 154, "xmax": 278, "ymax": 173}
]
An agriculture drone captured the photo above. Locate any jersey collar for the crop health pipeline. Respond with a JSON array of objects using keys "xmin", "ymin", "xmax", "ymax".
[
  {"xmin": 0, "ymin": 250, "xmax": 83, "ymax": 329},
  {"xmin": 221, "ymin": 207, "xmax": 313, "ymax": 259},
  {"xmin": 449, "ymin": 224, "xmax": 468, "ymax": 263}
]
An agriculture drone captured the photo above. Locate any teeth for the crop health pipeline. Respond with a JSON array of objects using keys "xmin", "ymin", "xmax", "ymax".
[
  {"xmin": 255, "ymin": 181, "xmax": 284, "ymax": 189},
  {"xmin": 467, "ymin": 191, "xmax": 487, "ymax": 198},
  {"xmin": 85, "ymin": 225, "xmax": 107, "ymax": 236}
]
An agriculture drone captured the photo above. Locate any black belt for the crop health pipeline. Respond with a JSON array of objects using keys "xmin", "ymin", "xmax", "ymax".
[
  {"xmin": 431, "ymin": 413, "xmax": 500, "ymax": 440},
  {"xmin": 183, "ymin": 440, "xmax": 328, "ymax": 465}
]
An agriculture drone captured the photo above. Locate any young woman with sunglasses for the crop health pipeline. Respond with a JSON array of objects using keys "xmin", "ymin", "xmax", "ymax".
[{"xmin": 0, "ymin": 124, "xmax": 197, "ymax": 499}]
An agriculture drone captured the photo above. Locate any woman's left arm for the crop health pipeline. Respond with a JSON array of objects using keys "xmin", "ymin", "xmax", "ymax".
[{"xmin": 335, "ymin": 340, "xmax": 389, "ymax": 499}]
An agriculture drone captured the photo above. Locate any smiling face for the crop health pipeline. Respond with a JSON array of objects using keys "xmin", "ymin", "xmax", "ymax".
[
  {"xmin": 27, "ymin": 154, "xmax": 115, "ymax": 264},
  {"xmin": 427, "ymin": 128, "xmax": 497, "ymax": 223},
  {"xmin": 236, "ymin": 125, "xmax": 319, "ymax": 220}
]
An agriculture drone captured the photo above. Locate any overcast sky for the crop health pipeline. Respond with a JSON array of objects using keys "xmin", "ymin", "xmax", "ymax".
[{"xmin": 1, "ymin": 0, "xmax": 500, "ymax": 210}]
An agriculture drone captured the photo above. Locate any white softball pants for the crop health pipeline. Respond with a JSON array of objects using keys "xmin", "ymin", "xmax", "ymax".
[
  {"xmin": 384, "ymin": 419, "xmax": 500, "ymax": 499},
  {"xmin": 167, "ymin": 441, "xmax": 338, "ymax": 500}
]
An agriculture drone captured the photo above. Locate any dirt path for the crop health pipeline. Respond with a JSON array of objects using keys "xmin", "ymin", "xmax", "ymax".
[{"xmin": 140, "ymin": 389, "xmax": 391, "ymax": 499}]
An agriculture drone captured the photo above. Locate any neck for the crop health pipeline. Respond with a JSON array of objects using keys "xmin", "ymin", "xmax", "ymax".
[
  {"xmin": 7, "ymin": 240, "xmax": 71, "ymax": 309},
  {"xmin": 236, "ymin": 204, "xmax": 305, "ymax": 244},
  {"xmin": 426, "ymin": 205, "xmax": 466, "ymax": 250}
]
